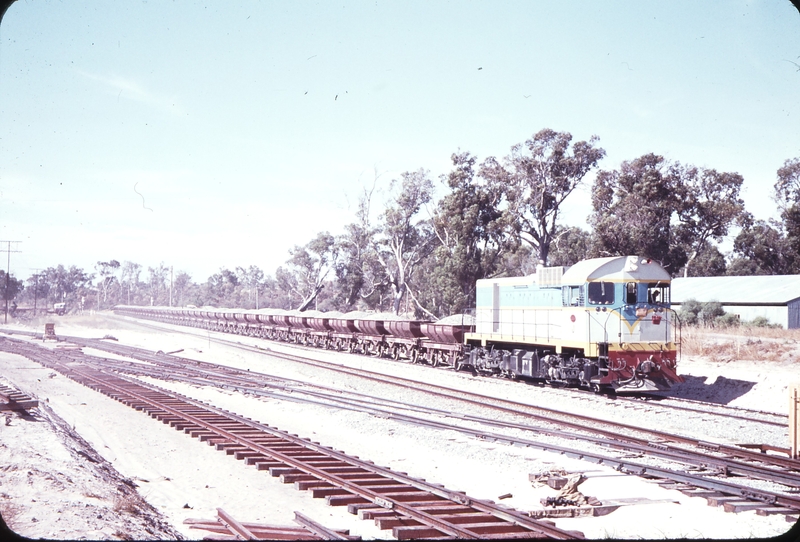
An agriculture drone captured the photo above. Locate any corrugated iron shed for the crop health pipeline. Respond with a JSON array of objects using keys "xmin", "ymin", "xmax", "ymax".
[{"xmin": 672, "ymin": 275, "xmax": 800, "ymax": 305}]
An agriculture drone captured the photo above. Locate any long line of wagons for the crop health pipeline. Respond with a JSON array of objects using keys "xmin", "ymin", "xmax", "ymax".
[{"xmin": 115, "ymin": 256, "xmax": 684, "ymax": 394}]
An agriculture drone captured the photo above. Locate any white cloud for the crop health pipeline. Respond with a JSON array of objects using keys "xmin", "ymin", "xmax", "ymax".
[{"xmin": 77, "ymin": 70, "xmax": 184, "ymax": 115}]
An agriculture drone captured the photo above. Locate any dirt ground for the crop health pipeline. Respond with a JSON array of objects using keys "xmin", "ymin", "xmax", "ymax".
[{"xmin": 1, "ymin": 314, "xmax": 799, "ymax": 540}]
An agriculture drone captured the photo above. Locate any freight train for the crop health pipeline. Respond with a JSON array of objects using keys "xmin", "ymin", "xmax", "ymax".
[{"xmin": 115, "ymin": 255, "xmax": 682, "ymax": 393}]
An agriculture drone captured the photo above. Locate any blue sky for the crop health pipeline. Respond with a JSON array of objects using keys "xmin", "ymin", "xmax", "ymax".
[{"xmin": 1, "ymin": 1, "xmax": 799, "ymax": 282}]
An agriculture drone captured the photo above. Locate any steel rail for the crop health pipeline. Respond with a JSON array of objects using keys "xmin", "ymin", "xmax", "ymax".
[
  {"xmin": 15, "ymin": 332, "xmax": 800, "ymax": 514},
  {"xmin": 80, "ymin": 358, "xmax": 800, "ymax": 515},
  {"xmin": 11, "ymin": 321, "xmax": 789, "ymax": 426},
  {"xmin": 20, "ymin": 326, "xmax": 795, "ymax": 476},
  {"xmin": 613, "ymin": 395, "xmax": 788, "ymax": 426},
  {"xmin": 1, "ymin": 337, "xmax": 581, "ymax": 540},
  {"xmin": 69, "ymin": 345, "xmax": 800, "ymax": 491},
  {"xmin": 74, "ymin": 367, "xmax": 583, "ymax": 539},
  {"xmin": 67, "ymin": 326, "xmax": 800, "ymax": 472}
]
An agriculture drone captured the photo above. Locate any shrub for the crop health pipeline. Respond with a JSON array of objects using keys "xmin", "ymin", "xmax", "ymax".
[
  {"xmin": 716, "ymin": 313, "xmax": 741, "ymax": 327},
  {"xmin": 698, "ymin": 301, "xmax": 725, "ymax": 325},
  {"xmin": 677, "ymin": 299, "xmax": 702, "ymax": 325},
  {"xmin": 745, "ymin": 316, "xmax": 782, "ymax": 329}
]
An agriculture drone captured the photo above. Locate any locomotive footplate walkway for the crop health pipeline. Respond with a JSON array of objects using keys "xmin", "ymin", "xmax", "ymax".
[{"xmin": 0, "ymin": 336, "xmax": 582, "ymax": 540}]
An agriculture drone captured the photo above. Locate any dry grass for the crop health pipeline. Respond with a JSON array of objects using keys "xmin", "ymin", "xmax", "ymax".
[
  {"xmin": 112, "ymin": 494, "xmax": 140, "ymax": 515},
  {"xmin": 678, "ymin": 326, "xmax": 800, "ymax": 362}
]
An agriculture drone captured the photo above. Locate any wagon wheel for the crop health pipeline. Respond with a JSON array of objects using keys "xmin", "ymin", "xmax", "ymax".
[
  {"xmin": 430, "ymin": 351, "xmax": 440, "ymax": 368},
  {"xmin": 391, "ymin": 346, "xmax": 400, "ymax": 361},
  {"xmin": 409, "ymin": 348, "xmax": 419, "ymax": 364}
]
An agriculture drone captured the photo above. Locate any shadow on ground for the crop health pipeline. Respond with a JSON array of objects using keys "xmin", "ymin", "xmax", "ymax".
[{"xmin": 665, "ymin": 374, "xmax": 757, "ymax": 404}]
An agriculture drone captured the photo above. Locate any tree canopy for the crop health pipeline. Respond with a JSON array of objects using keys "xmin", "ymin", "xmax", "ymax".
[
  {"xmin": 480, "ymin": 129, "xmax": 605, "ymax": 266},
  {"xmin": 8, "ymin": 135, "xmax": 795, "ymax": 319},
  {"xmin": 589, "ymin": 154, "xmax": 746, "ymax": 276}
]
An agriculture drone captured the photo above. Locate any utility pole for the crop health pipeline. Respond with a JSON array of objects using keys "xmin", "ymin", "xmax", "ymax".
[
  {"xmin": 169, "ymin": 266, "xmax": 173, "ymax": 307},
  {"xmin": 1, "ymin": 241, "xmax": 21, "ymax": 324}
]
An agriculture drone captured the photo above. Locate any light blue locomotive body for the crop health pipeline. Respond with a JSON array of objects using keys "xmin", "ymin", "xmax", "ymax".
[{"xmin": 465, "ymin": 256, "xmax": 680, "ymax": 392}]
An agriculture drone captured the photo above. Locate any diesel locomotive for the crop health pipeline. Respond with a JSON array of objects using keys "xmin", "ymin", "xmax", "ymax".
[{"xmin": 115, "ymin": 255, "xmax": 682, "ymax": 393}]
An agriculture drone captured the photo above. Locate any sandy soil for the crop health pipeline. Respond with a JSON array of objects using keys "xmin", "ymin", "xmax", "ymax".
[{"xmin": 1, "ymin": 314, "xmax": 798, "ymax": 540}]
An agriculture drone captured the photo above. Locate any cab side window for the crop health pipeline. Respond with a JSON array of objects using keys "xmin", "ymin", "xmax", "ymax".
[
  {"xmin": 647, "ymin": 283, "xmax": 670, "ymax": 304},
  {"xmin": 588, "ymin": 282, "xmax": 614, "ymax": 305},
  {"xmin": 626, "ymin": 282, "xmax": 637, "ymax": 305}
]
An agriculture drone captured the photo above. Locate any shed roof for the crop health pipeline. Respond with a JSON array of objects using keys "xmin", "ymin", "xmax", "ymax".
[{"xmin": 671, "ymin": 275, "xmax": 800, "ymax": 305}]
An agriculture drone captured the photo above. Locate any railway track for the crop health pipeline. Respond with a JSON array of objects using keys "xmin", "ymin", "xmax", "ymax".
[
  {"xmin": 66, "ymin": 319, "xmax": 795, "ymax": 464},
  {"xmin": 27, "ymin": 334, "xmax": 800, "ymax": 492},
  {"xmin": 103, "ymin": 316, "xmax": 793, "ymax": 429},
  {"xmin": 3, "ymin": 322, "xmax": 800, "ymax": 523},
  {"xmin": 0, "ymin": 334, "xmax": 582, "ymax": 540}
]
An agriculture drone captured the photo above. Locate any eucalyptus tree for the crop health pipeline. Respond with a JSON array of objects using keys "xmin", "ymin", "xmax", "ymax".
[
  {"xmin": 146, "ymin": 263, "xmax": 169, "ymax": 306},
  {"xmin": 333, "ymin": 181, "xmax": 388, "ymax": 311},
  {"xmin": 0, "ymin": 271, "xmax": 24, "ymax": 307},
  {"xmin": 546, "ymin": 226, "xmax": 591, "ymax": 267},
  {"xmin": 119, "ymin": 261, "xmax": 143, "ymax": 305},
  {"xmin": 42, "ymin": 265, "xmax": 93, "ymax": 309},
  {"xmin": 590, "ymin": 153, "xmax": 745, "ymax": 276},
  {"xmin": 729, "ymin": 156, "xmax": 800, "ymax": 275},
  {"xmin": 204, "ymin": 268, "xmax": 239, "ymax": 307},
  {"xmin": 730, "ymin": 217, "xmax": 790, "ymax": 275},
  {"xmin": 22, "ymin": 272, "xmax": 48, "ymax": 311},
  {"xmin": 675, "ymin": 167, "xmax": 745, "ymax": 277},
  {"xmin": 479, "ymin": 129, "xmax": 605, "ymax": 266},
  {"xmin": 235, "ymin": 265, "xmax": 265, "ymax": 308},
  {"xmin": 172, "ymin": 271, "xmax": 200, "ymax": 308},
  {"xmin": 590, "ymin": 153, "xmax": 683, "ymax": 269},
  {"xmin": 374, "ymin": 169, "xmax": 434, "ymax": 315},
  {"xmin": 95, "ymin": 259, "xmax": 120, "ymax": 309},
  {"xmin": 776, "ymin": 156, "xmax": 800, "ymax": 272},
  {"xmin": 419, "ymin": 152, "xmax": 509, "ymax": 316},
  {"xmin": 279, "ymin": 231, "xmax": 339, "ymax": 311}
]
